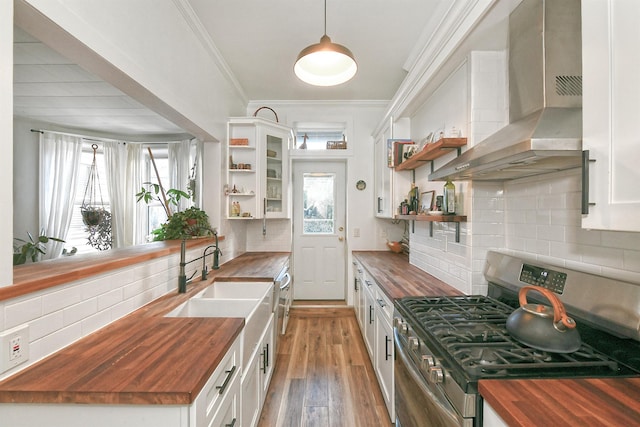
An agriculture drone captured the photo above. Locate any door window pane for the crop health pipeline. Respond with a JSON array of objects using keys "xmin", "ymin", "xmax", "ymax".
[{"xmin": 303, "ymin": 173, "xmax": 335, "ymax": 234}]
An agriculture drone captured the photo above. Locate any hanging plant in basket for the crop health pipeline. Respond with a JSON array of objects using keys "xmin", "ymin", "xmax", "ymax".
[{"xmin": 81, "ymin": 144, "xmax": 109, "ymax": 227}]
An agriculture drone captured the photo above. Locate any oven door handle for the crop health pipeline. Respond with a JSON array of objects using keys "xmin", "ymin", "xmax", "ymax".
[{"xmin": 393, "ymin": 328, "xmax": 466, "ymax": 426}]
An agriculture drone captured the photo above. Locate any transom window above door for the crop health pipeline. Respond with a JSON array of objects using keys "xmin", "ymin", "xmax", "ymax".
[{"xmin": 293, "ymin": 122, "xmax": 347, "ymax": 150}]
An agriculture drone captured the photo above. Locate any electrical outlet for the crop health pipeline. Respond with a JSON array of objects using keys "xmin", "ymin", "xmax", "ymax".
[
  {"xmin": 380, "ymin": 228, "xmax": 388, "ymax": 238},
  {"xmin": 353, "ymin": 228, "xmax": 360, "ymax": 237},
  {"xmin": 0, "ymin": 325, "xmax": 29, "ymax": 373}
]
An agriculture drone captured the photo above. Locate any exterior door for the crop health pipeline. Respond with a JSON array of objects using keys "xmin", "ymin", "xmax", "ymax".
[{"xmin": 292, "ymin": 160, "xmax": 346, "ymax": 300}]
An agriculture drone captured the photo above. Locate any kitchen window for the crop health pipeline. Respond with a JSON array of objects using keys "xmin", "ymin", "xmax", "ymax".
[{"xmin": 302, "ymin": 172, "xmax": 335, "ymax": 234}]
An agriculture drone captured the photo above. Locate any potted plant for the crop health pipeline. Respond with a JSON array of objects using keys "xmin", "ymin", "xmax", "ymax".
[
  {"xmin": 86, "ymin": 210, "xmax": 112, "ymax": 250},
  {"xmin": 151, "ymin": 206, "xmax": 213, "ymax": 241},
  {"xmin": 136, "ymin": 182, "xmax": 190, "ymax": 218},
  {"xmin": 13, "ymin": 230, "xmax": 65, "ymax": 265},
  {"xmin": 81, "ymin": 205, "xmax": 107, "ymax": 226}
]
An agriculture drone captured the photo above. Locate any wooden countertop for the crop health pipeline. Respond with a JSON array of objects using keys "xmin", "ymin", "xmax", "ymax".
[
  {"xmin": 479, "ymin": 378, "xmax": 640, "ymax": 427},
  {"xmin": 4, "ymin": 238, "xmax": 220, "ymax": 301},
  {"xmin": 0, "ymin": 251, "xmax": 290, "ymax": 405},
  {"xmin": 353, "ymin": 250, "xmax": 462, "ymax": 299},
  {"xmin": 354, "ymin": 251, "xmax": 640, "ymax": 427}
]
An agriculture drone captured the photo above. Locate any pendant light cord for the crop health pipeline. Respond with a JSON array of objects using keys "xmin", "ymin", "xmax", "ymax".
[{"xmin": 323, "ymin": 0, "xmax": 327, "ymax": 36}]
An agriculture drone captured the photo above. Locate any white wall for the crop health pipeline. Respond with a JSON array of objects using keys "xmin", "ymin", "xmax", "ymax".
[{"xmin": 1, "ymin": 1, "xmax": 14, "ymax": 286}]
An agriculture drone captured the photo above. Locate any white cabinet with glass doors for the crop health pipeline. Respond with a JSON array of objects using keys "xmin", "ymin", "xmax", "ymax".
[
  {"xmin": 226, "ymin": 117, "xmax": 293, "ymax": 220},
  {"xmin": 373, "ymin": 118, "xmax": 411, "ymax": 218}
]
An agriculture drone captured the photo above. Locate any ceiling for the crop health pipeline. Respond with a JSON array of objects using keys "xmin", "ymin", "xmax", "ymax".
[{"xmin": 11, "ymin": 0, "xmax": 464, "ymax": 136}]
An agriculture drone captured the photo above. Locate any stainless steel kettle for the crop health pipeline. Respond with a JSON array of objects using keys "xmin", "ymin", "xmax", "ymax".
[{"xmin": 506, "ymin": 286, "xmax": 581, "ymax": 353}]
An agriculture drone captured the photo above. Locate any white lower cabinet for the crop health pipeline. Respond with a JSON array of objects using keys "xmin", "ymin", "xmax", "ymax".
[
  {"xmin": 354, "ymin": 266, "xmax": 395, "ymax": 423},
  {"xmin": 374, "ymin": 290, "xmax": 394, "ymax": 421},
  {"xmin": 241, "ymin": 314, "xmax": 275, "ymax": 427},
  {"xmin": 191, "ymin": 336, "xmax": 241, "ymax": 427},
  {"xmin": 352, "ymin": 261, "xmax": 365, "ymax": 330},
  {"xmin": 482, "ymin": 400, "xmax": 508, "ymax": 427},
  {"xmin": 363, "ymin": 278, "xmax": 376, "ymax": 358}
]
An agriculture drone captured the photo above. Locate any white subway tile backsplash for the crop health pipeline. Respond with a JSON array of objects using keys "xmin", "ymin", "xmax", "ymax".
[
  {"xmin": 63, "ymin": 299, "xmax": 98, "ymax": 326},
  {"xmin": 42, "ymin": 285, "xmax": 84, "ymax": 315},
  {"xmin": 97, "ymin": 288, "xmax": 123, "ymax": 311},
  {"xmin": 29, "ymin": 311, "xmax": 64, "ymax": 341},
  {"xmin": 1, "ymin": 249, "xmax": 181, "ymax": 381},
  {"xmin": 5, "ymin": 297, "xmax": 42, "ymax": 329},
  {"xmin": 81, "ymin": 310, "xmax": 112, "ymax": 336}
]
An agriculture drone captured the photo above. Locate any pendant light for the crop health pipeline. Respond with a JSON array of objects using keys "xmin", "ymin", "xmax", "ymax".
[{"xmin": 294, "ymin": 0, "xmax": 357, "ymax": 86}]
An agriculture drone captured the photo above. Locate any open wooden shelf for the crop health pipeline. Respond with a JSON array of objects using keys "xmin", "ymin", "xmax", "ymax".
[
  {"xmin": 395, "ymin": 214, "xmax": 467, "ymax": 242},
  {"xmin": 395, "ymin": 214, "xmax": 467, "ymax": 222},
  {"xmin": 395, "ymin": 137, "xmax": 467, "ymax": 171}
]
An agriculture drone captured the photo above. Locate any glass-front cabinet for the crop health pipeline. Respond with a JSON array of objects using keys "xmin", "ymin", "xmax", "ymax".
[{"xmin": 226, "ymin": 117, "xmax": 293, "ymax": 220}]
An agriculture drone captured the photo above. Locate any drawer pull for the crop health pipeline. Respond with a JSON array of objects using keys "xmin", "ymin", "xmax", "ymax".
[
  {"xmin": 216, "ymin": 365, "xmax": 237, "ymax": 395},
  {"xmin": 225, "ymin": 418, "xmax": 237, "ymax": 427}
]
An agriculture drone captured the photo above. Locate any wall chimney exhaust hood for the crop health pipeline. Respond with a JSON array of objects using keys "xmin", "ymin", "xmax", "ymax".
[{"xmin": 430, "ymin": 0, "xmax": 583, "ymax": 181}]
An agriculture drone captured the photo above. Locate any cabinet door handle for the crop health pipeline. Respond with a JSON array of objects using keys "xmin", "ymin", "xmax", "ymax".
[
  {"xmin": 265, "ymin": 343, "xmax": 270, "ymax": 368},
  {"xmin": 225, "ymin": 418, "xmax": 237, "ymax": 427},
  {"xmin": 385, "ymin": 336, "xmax": 392, "ymax": 361},
  {"xmin": 369, "ymin": 305, "xmax": 374, "ymax": 324},
  {"xmin": 377, "ymin": 197, "xmax": 382, "ymax": 213},
  {"xmin": 216, "ymin": 365, "xmax": 237, "ymax": 395},
  {"xmin": 354, "ymin": 278, "xmax": 359, "ymax": 292},
  {"xmin": 582, "ymin": 150, "xmax": 596, "ymax": 214}
]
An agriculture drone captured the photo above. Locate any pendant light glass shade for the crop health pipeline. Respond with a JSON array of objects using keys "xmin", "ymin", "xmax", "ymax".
[
  {"xmin": 294, "ymin": 34, "xmax": 357, "ymax": 86},
  {"xmin": 294, "ymin": 0, "xmax": 357, "ymax": 86}
]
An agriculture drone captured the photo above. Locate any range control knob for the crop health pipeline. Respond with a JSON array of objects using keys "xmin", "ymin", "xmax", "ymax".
[
  {"xmin": 408, "ymin": 337, "xmax": 419, "ymax": 351},
  {"xmin": 428, "ymin": 366, "xmax": 444, "ymax": 384},
  {"xmin": 421, "ymin": 355, "xmax": 435, "ymax": 370},
  {"xmin": 397, "ymin": 321, "xmax": 409, "ymax": 334}
]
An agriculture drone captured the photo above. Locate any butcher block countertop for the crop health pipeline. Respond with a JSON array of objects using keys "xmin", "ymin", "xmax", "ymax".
[
  {"xmin": 354, "ymin": 251, "xmax": 640, "ymax": 427},
  {"xmin": 480, "ymin": 378, "xmax": 640, "ymax": 427},
  {"xmin": 353, "ymin": 250, "xmax": 462, "ymax": 298},
  {"xmin": 0, "ymin": 251, "xmax": 290, "ymax": 405}
]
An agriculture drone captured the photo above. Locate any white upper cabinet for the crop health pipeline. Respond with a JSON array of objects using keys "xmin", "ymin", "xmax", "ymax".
[
  {"xmin": 226, "ymin": 117, "xmax": 293, "ymax": 220},
  {"xmin": 582, "ymin": 0, "xmax": 640, "ymax": 232},
  {"xmin": 374, "ymin": 118, "xmax": 410, "ymax": 218}
]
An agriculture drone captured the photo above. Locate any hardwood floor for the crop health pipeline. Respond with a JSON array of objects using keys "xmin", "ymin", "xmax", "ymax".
[{"xmin": 258, "ymin": 306, "xmax": 393, "ymax": 427}]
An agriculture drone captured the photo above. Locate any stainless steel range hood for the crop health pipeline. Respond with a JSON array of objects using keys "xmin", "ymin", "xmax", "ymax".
[{"xmin": 430, "ymin": 0, "xmax": 583, "ymax": 181}]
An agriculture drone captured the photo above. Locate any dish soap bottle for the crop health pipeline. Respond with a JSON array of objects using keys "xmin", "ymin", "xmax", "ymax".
[{"xmin": 443, "ymin": 180, "xmax": 455, "ymax": 215}]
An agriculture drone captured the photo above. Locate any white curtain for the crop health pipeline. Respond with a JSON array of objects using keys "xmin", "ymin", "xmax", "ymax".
[
  {"xmin": 104, "ymin": 141, "xmax": 143, "ymax": 248},
  {"xmin": 168, "ymin": 139, "xmax": 194, "ymax": 211},
  {"xmin": 39, "ymin": 132, "xmax": 83, "ymax": 259}
]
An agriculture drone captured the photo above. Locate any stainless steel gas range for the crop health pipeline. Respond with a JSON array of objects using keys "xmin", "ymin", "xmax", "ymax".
[{"xmin": 393, "ymin": 251, "xmax": 640, "ymax": 427}]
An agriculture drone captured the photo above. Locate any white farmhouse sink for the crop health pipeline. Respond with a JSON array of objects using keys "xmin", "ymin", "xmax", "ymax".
[
  {"xmin": 165, "ymin": 294, "xmax": 272, "ymax": 370},
  {"xmin": 194, "ymin": 281, "xmax": 272, "ymax": 300},
  {"xmin": 165, "ymin": 298, "xmax": 259, "ymax": 318}
]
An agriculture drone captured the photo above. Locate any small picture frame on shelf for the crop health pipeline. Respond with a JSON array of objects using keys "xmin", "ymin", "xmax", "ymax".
[
  {"xmin": 402, "ymin": 144, "xmax": 419, "ymax": 161},
  {"xmin": 420, "ymin": 190, "xmax": 435, "ymax": 214}
]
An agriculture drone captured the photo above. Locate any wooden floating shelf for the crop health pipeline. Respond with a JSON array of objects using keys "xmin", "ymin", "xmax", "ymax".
[
  {"xmin": 395, "ymin": 214, "xmax": 467, "ymax": 242},
  {"xmin": 395, "ymin": 138, "xmax": 467, "ymax": 171},
  {"xmin": 394, "ymin": 215, "xmax": 467, "ymax": 222}
]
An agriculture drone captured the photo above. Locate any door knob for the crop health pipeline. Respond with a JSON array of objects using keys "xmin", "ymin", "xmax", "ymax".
[
  {"xmin": 338, "ymin": 226, "xmax": 344, "ymax": 231},
  {"xmin": 338, "ymin": 236, "xmax": 344, "ymax": 241}
]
